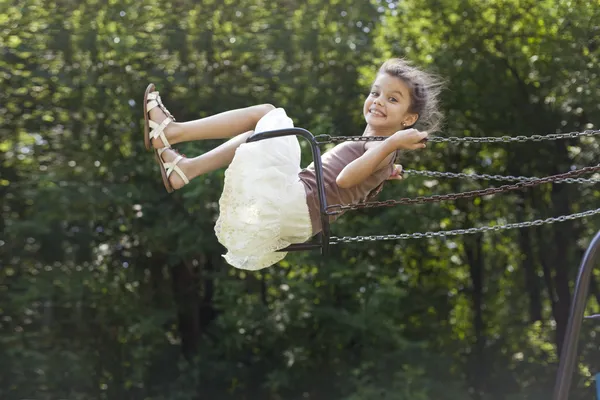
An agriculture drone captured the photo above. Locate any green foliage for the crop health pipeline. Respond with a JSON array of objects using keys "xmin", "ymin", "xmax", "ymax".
[{"xmin": 1, "ymin": 0, "xmax": 599, "ymax": 399}]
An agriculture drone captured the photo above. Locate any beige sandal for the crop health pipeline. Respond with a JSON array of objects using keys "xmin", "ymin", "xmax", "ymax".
[
  {"xmin": 143, "ymin": 83, "xmax": 176, "ymax": 150},
  {"xmin": 154, "ymin": 148, "xmax": 190, "ymax": 193},
  {"xmin": 143, "ymin": 83, "xmax": 189, "ymax": 192}
]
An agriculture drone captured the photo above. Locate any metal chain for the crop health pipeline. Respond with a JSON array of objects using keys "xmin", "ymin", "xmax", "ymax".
[
  {"xmin": 404, "ymin": 169, "xmax": 600, "ymax": 184},
  {"xmin": 330, "ymin": 207, "xmax": 600, "ymax": 243},
  {"xmin": 327, "ymin": 163, "xmax": 600, "ymax": 213},
  {"xmin": 315, "ymin": 129, "xmax": 600, "ymax": 144}
]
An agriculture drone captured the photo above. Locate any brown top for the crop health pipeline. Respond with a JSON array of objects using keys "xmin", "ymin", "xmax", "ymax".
[{"xmin": 298, "ymin": 141, "xmax": 397, "ymax": 235}]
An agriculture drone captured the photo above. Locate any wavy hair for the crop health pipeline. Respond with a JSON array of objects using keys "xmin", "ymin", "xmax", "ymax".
[{"xmin": 379, "ymin": 58, "xmax": 445, "ymax": 132}]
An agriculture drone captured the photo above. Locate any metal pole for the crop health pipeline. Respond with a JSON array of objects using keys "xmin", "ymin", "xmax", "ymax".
[{"xmin": 552, "ymin": 230, "xmax": 600, "ymax": 400}]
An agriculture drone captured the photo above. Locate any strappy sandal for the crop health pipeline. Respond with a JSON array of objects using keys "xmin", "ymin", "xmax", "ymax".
[
  {"xmin": 143, "ymin": 83, "xmax": 176, "ymax": 150},
  {"xmin": 154, "ymin": 148, "xmax": 190, "ymax": 193},
  {"xmin": 142, "ymin": 84, "xmax": 189, "ymax": 192}
]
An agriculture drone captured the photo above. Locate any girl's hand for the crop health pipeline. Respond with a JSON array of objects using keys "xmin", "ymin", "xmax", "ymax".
[
  {"xmin": 387, "ymin": 164, "xmax": 404, "ymax": 180},
  {"xmin": 390, "ymin": 128, "xmax": 428, "ymax": 150}
]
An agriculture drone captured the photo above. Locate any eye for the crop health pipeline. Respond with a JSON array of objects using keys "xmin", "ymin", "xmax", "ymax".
[
  {"xmin": 389, "ymin": 97, "xmax": 398, "ymax": 103},
  {"xmin": 370, "ymin": 91, "xmax": 379, "ymax": 97}
]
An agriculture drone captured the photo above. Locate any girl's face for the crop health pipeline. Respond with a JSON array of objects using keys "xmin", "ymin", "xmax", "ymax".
[{"xmin": 363, "ymin": 73, "xmax": 418, "ymax": 133}]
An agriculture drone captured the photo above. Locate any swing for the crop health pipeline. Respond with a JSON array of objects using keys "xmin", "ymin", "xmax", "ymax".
[
  {"xmin": 247, "ymin": 127, "xmax": 333, "ymax": 254},
  {"xmin": 247, "ymin": 128, "xmax": 600, "ymax": 400},
  {"xmin": 247, "ymin": 127, "xmax": 600, "ymax": 255}
]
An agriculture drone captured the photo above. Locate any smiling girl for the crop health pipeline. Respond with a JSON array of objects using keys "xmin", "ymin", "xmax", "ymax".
[{"xmin": 142, "ymin": 58, "xmax": 444, "ymax": 270}]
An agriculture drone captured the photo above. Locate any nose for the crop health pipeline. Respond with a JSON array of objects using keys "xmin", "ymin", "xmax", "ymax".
[{"xmin": 373, "ymin": 97, "xmax": 383, "ymax": 106}]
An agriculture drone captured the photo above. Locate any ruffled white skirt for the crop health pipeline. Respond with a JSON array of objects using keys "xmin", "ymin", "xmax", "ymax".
[{"xmin": 214, "ymin": 108, "xmax": 313, "ymax": 270}]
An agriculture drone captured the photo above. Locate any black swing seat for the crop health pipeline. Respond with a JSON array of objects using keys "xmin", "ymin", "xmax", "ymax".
[{"xmin": 247, "ymin": 127, "xmax": 331, "ymax": 256}]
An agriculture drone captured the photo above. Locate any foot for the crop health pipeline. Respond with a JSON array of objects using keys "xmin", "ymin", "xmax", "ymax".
[
  {"xmin": 148, "ymin": 97, "xmax": 177, "ymax": 149},
  {"xmin": 144, "ymin": 84, "xmax": 178, "ymax": 150},
  {"xmin": 159, "ymin": 147, "xmax": 190, "ymax": 190}
]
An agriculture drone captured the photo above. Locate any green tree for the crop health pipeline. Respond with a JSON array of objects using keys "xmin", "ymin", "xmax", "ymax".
[{"xmin": 1, "ymin": 0, "xmax": 599, "ymax": 399}]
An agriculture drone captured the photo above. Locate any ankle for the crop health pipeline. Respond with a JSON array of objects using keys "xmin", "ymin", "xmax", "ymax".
[{"xmin": 165, "ymin": 121, "xmax": 182, "ymax": 146}]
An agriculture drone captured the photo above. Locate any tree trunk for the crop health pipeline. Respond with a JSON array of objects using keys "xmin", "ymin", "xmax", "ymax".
[
  {"xmin": 464, "ymin": 230, "xmax": 486, "ymax": 399},
  {"xmin": 590, "ymin": 276, "xmax": 600, "ymax": 311},
  {"xmin": 550, "ymin": 174, "xmax": 574, "ymax": 353},
  {"xmin": 172, "ymin": 260, "xmax": 201, "ymax": 360},
  {"xmin": 516, "ymin": 197, "xmax": 543, "ymax": 322},
  {"xmin": 199, "ymin": 254, "xmax": 218, "ymax": 333}
]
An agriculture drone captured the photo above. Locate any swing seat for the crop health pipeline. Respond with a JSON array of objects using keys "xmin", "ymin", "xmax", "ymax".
[{"xmin": 246, "ymin": 127, "xmax": 331, "ymax": 256}]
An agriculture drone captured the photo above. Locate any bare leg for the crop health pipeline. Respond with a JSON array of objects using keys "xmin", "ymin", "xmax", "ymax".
[
  {"xmin": 158, "ymin": 131, "xmax": 253, "ymax": 190},
  {"xmin": 149, "ymin": 101, "xmax": 275, "ymax": 149}
]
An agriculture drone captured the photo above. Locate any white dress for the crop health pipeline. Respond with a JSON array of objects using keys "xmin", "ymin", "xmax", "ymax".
[{"xmin": 214, "ymin": 108, "xmax": 313, "ymax": 270}]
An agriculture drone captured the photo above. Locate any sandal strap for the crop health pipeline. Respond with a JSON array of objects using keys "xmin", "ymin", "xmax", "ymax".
[
  {"xmin": 149, "ymin": 118, "xmax": 172, "ymax": 148},
  {"xmin": 163, "ymin": 155, "xmax": 189, "ymax": 185},
  {"xmin": 147, "ymin": 99, "xmax": 160, "ymax": 112},
  {"xmin": 158, "ymin": 147, "xmax": 183, "ymax": 156},
  {"xmin": 147, "ymin": 91, "xmax": 176, "ymax": 121}
]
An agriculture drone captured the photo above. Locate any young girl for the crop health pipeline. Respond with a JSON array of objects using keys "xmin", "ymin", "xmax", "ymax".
[{"xmin": 142, "ymin": 58, "xmax": 443, "ymax": 270}]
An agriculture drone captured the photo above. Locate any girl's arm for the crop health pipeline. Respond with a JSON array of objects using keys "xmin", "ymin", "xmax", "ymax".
[{"xmin": 336, "ymin": 129, "xmax": 427, "ymax": 188}]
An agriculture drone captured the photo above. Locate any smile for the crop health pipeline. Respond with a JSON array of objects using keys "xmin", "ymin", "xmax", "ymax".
[{"xmin": 369, "ymin": 109, "xmax": 386, "ymax": 117}]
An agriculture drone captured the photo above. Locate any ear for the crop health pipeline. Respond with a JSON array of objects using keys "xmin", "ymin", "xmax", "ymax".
[{"xmin": 403, "ymin": 113, "xmax": 419, "ymax": 127}]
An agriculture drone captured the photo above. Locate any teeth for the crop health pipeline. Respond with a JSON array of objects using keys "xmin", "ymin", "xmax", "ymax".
[{"xmin": 370, "ymin": 110, "xmax": 384, "ymax": 117}]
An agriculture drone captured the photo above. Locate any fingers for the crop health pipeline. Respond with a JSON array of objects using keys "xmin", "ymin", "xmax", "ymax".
[
  {"xmin": 415, "ymin": 131, "xmax": 428, "ymax": 149},
  {"xmin": 391, "ymin": 163, "xmax": 402, "ymax": 174},
  {"xmin": 388, "ymin": 164, "xmax": 404, "ymax": 180},
  {"xmin": 408, "ymin": 141, "xmax": 427, "ymax": 150},
  {"xmin": 403, "ymin": 128, "xmax": 428, "ymax": 137},
  {"xmin": 405, "ymin": 129, "xmax": 429, "ymax": 145},
  {"xmin": 392, "ymin": 129, "xmax": 430, "ymax": 150}
]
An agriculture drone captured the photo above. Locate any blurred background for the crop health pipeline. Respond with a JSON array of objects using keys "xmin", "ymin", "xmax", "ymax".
[{"xmin": 2, "ymin": 0, "xmax": 600, "ymax": 399}]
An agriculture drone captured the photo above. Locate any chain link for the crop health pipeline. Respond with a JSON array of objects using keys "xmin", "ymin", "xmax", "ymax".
[
  {"xmin": 315, "ymin": 129, "xmax": 600, "ymax": 144},
  {"xmin": 404, "ymin": 169, "xmax": 600, "ymax": 184},
  {"xmin": 327, "ymin": 163, "xmax": 600, "ymax": 213},
  {"xmin": 330, "ymin": 207, "xmax": 600, "ymax": 243}
]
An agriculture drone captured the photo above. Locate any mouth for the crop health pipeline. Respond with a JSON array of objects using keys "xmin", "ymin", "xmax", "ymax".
[{"xmin": 369, "ymin": 109, "xmax": 386, "ymax": 117}]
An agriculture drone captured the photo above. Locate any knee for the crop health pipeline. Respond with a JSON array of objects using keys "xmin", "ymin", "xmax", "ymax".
[
  {"xmin": 260, "ymin": 103, "xmax": 276, "ymax": 114},
  {"xmin": 253, "ymin": 103, "xmax": 276, "ymax": 121}
]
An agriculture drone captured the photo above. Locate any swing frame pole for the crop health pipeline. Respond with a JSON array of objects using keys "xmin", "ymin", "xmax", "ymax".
[
  {"xmin": 552, "ymin": 230, "xmax": 600, "ymax": 400},
  {"xmin": 247, "ymin": 128, "xmax": 331, "ymax": 255}
]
